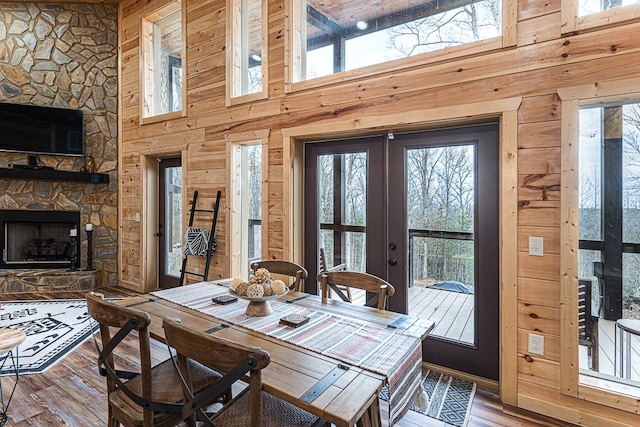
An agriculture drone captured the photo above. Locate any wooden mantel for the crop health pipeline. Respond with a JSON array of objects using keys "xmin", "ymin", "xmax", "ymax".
[{"xmin": 0, "ymin": 167, "xmax": 109, "ymax": 184}]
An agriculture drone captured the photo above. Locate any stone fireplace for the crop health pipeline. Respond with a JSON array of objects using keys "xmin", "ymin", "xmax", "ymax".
[
  {"xmin": 1, "ymin": 210, "xmax": 80, "ymax": 269},
  {"xmin": 0, "ymin": 2, "xmax": 118, "ymax": 292}
]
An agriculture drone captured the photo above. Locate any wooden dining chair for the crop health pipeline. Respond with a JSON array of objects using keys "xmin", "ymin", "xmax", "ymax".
[
  {"xmin": 319, "ymin": 248, "xmax": 351, "ymax": 299},
  {"xmin": 251, "ymin": 260, "xmax": 308, "ymax": 292},
  {"xmin": 162, "ymin": 317, "xmax": 326, "ymax": 427},
  {"xmin": 85, "ymin": 292, "xmax": 229, "ymax": 427},
  {"xmin": 317, "ymin": 271, "xmax": 395, "ymax": 310}
]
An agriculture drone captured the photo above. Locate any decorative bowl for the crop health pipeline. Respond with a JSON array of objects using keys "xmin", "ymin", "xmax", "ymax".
[{"xmin": 230, "ymin": 287, "xmax": 289, "ymax": 316}]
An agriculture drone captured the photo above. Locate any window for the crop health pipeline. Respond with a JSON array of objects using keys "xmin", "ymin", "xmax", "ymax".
[
  {"xmin": 229, "ymin": 136, "xmax": 265, "ymax": 277},
  {"xmin": 579, "ymin": 102, "xmax": 640, "ymax": 365},
  {"xmin": 142, "ymin": 1, "xmax": 184, "ymax": 119},
  {"xmin": 563, "ymin": 0, "xmax": 640, "ymax": 33},
  {"xmin": 228, "ymin": 0, "xmax": 266, "ymax": 101},
  {"xmin": 559, "ymin": 80, "xmax": 640, "ymax": 411},
  {"xmin": 292, "ymin": 0, "xmax": 502, "ymax": 83},
  {"xmin": 579, "ymin": 0, "xmax": 639, "ymax": 16}
]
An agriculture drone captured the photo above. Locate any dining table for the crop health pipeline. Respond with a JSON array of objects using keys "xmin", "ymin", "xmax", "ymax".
[{"xmin": 117, "ymin": 279, "xmax": 435, "ymax": 427}]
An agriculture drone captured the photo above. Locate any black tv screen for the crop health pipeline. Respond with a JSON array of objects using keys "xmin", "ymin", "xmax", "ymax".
[{"xmin": 0, "ymin": 103, "xmax": 84, "ymax": 156}]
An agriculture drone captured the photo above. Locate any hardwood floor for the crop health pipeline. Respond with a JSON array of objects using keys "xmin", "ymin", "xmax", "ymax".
[{"xmin": 0, "ymin": 287, "xmax": 573, "ymax": 427}]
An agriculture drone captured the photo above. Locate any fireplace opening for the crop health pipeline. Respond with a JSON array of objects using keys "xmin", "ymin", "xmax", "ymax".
[{"xmin": 1, "ymin": 210, "xmax": 81, "ymax": 269}]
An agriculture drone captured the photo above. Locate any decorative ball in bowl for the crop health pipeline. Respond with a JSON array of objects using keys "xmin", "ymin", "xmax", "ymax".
[{"xmin": 229, "ymin": 269, "xmax": 289, "ymax": 316}]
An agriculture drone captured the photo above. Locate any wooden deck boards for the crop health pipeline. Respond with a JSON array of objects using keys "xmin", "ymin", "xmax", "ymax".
[
  {"xmin": 339, "ymin": 285, "xmax": 475, "ymax": 343},
  {"xmin": 408, "ymin": 286, "xmax": 475, "ymax": 344}
]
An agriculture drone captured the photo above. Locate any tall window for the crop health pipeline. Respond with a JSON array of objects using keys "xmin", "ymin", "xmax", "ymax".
[
  {"xmin": 294, "ymin": 0, "xmax": 501, "ymax": 82},
  {"xmin": 142, "ymin": 1, "xmax": 183, "ymax": 118},
  {"xmin": 230, "ymin": 143, "xmax": 263, "ymax": 276},
  {"xmin": 229, "ymin": 0, "xmax": 265, "ymax": 99},
  {"xmin": 578, "ymin": 102, "xmax": 640, "ymax": 383}
]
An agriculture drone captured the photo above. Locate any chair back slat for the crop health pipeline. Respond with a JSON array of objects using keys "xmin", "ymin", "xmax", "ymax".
[
  {"xmin": 317, "ymin": 271, "xmax": 395, "ymax": 310},
  {"xmin": 251, "ymin": 260, "xmax": 308, "ymax": 292}
]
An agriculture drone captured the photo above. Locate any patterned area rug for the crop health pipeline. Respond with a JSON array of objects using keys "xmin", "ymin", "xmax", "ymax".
[
  {"xmin": 0, "ymin": 299, "xmax": 99, "ymax": 375},
  {"xmin": 380, "ymin": 369, "xmax": 476, "ymax": 427}
]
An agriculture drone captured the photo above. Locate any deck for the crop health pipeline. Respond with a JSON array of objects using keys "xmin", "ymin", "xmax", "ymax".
[
  {"xmin": 580, "ymin": 317, "xmax": 640, "ymax": 381},
  {"xmin": 353, "ymin": 285, "xmax": 640, "ymax": 385},
  {"xmin": 347, "ymin": 285, "xmax": 475, "ymax": 343}
]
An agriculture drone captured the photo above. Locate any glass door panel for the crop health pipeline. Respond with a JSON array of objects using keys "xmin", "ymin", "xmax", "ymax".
[
  {"xmin": 317, "ymin": 152, "xmax": 368, "ymax": 274},
  {"xmin": 406, "ymin": 145, "xmax": 476, "ymax": 344},
  {"xmin": 304, "ymin": 137, "xmax": 385, "ymax": 296},
  {"xmin": 158, "ymin": 157, "xmax": 182, "ymax": 289}
]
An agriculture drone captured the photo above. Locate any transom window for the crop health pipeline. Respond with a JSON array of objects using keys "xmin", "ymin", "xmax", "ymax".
[{"xmin": 293, "ymin": 0, "xmax": 502, "ymax": 82}]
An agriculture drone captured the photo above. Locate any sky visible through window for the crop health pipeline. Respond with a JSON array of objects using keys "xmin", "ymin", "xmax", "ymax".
[{"xmin": 304, "ymin": 0, "xmax": 501, "ymax": 80}]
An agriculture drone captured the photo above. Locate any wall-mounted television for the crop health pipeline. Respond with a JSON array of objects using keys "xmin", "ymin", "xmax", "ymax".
[{"xmin": 0, "ymin": 103, "xmax": 84, "ymax": 156}]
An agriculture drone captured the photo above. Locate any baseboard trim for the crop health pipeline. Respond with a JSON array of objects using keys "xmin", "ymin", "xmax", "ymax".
[{"xmin": 422, "ymin": 362, "xmax": 499, "ymax": 392}]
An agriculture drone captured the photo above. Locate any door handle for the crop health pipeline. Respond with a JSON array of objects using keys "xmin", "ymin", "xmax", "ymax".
[
  {"xmin": 155, "ymin": 232, "xmax": 162, "ymax": 237},
  {"xmin": 388, "ymin": 258, "xmax": 397, "ymax": 266}
]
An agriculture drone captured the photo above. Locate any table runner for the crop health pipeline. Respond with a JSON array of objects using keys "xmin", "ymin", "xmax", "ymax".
[{"xmin": 151, "ymin": 281, "xmax": 424, "ymax": 425}]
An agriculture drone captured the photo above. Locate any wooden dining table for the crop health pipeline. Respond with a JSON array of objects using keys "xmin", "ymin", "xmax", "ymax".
[{"xmin": 117, "ymin": 280, "xmax": 434, "ymax": 427}]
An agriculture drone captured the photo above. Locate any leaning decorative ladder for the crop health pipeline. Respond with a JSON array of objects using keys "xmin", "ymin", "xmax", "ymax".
[{"xmin": 179, "ymin": 190, "xmax": 222, "ymax": 286}]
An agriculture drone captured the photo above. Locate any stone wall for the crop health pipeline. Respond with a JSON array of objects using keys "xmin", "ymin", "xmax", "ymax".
[{"xmin": 0, "ymin": 3, "xmax": 118, "ymax": 288}]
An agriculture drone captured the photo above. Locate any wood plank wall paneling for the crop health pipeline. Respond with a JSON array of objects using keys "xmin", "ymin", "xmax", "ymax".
[{"xmin": 117, "ymin": 0, "xmax": 640, "ymax": 424}]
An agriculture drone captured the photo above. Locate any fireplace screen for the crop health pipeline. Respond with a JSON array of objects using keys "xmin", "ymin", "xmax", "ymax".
[{"xmin": 1, "ymin": 210, "xmax": 80, "ymax": 269}]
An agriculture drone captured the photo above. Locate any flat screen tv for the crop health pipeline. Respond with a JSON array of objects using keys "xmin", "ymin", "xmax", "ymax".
[{"xmin": 0, "ymin": 103, "xmax": 84, "ymax": 156}]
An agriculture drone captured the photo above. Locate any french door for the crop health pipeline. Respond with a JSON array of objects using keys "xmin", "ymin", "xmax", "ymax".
[
  {"xmin": 158, "ymin": 157, "xmax": 182, "ymax": 289},
  {"xmin": 304, "ymin": 124, "xmax": 500, "ymax": 379}
]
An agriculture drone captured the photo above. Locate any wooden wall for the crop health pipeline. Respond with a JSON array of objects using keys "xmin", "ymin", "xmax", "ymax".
[{"xmin": 117, "ymin": 0, "xmax": 640, "ymax": 424}]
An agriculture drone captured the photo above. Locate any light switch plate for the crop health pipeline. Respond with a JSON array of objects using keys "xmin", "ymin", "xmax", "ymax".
[{"xmin": 529, "ymin": 237, "xmax": 543, "ymax": 256}]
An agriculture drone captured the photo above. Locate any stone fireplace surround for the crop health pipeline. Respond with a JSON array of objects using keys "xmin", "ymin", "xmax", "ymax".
[{"xmin": 0, "ymin": 2, "xmax": 119, "ymax": 292}]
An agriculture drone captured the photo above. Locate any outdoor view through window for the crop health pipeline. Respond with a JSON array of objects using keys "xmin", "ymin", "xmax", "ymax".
[
  {"xmin": 579, "ymin": 0, "xmax": 640, "ymax": 16},
  {"xmin": 297, "ymin": 0, "xmax": 501, "ymax": 81},
  {"xmin": 579, "ymin": 102, "xmax": 640, "ymax": 384}
]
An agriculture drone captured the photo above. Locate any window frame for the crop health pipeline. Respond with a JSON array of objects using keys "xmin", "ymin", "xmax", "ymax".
[
  {"xmin": 558, "ymin": 77, "xmax": 640, "ymax": 411},
  {"xmin": 561, "ymin": 0, "xmax": 640, "ymax": 34},
  {"xmin": 140, "ymin": 0, "xmax": 186, "ymax": 125},
  {"xmin": 285, "ymin": 0, "xmax": 517, "ymax": 93},
  {"xmin": 226, "ymin": 0, "xmax": 269, "ymax": 106},
  {"xmin": 227, "ymin": 130, "xmax": 269, "ymax": 277}
]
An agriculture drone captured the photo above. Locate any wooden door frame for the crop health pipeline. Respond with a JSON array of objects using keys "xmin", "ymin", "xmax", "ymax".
[{"xmin": 282, "ymin": 98, "xmax": 520, "ymax": 402}]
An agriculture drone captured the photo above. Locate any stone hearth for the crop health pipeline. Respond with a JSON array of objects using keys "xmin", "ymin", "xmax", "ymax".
[{"xmin": 0, "ymin": 268, "xmax": 99, "ymax": 293}]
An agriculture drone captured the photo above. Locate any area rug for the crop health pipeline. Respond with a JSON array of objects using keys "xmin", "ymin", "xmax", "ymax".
[
  {"xmin": 380, "ymin": 368, "xmax": 476, "ymax": 427},
  {"xmin": 0, "ymin": 299, "xmax": 99, "ymax": 375}
]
